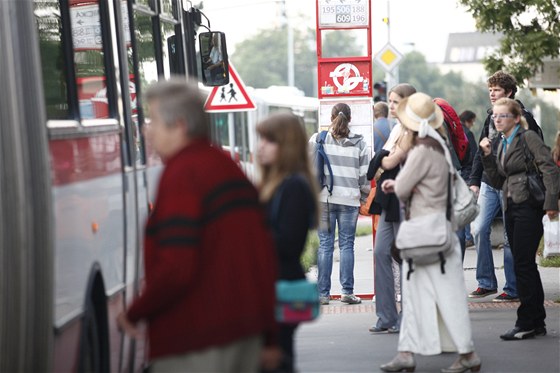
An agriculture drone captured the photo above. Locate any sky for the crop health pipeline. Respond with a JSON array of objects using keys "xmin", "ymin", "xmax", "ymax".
[{"xmin": 201, "ymin": 0, "xmax": 478, "ymax": 63}]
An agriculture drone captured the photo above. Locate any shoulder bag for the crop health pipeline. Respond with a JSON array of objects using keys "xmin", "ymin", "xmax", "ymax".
[
  {"xmin": 452, "ymin": 172, "xmax": 479, "ymax": 228},
  {"xmin": 395, "ymin": 173, "xmax": 454, "ymax": 279},
  {"xmin": 520, "ymin": 133, "xmax": 546, "ymax": 207},
  {"xmin": 275, "ymin": 280, "xmax": 320, "ymax": 324}
]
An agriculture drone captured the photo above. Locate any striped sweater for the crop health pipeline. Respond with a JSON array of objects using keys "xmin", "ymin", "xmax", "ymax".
[{"xmin": 310, "ymin": 131, "xmax": 371, "ymax": 206}]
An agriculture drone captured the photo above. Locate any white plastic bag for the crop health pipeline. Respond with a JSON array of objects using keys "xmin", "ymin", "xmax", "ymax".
[{"xmin": 542, "ymin": 215, "xmax": 560, "ymax": 258}]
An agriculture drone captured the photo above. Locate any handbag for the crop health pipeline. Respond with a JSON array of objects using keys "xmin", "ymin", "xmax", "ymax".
[
  {"xmin": 452, "ymin": 172, "xmax": 479, "ymax": 228},
  {"xmin": 542, "ymin": 215, "xmax": 560, "ymax": 258},
  {"xmin": 395, "ymin": 173, "xmax": 454, "ymax": 279},
  {"xmin": 275, "ymin": 279, "xmax": 320, "ymax": 324},
  {"xmin": 396, "ymin": 212, "xmax": 453, "ymax": 268},
  {"xmin": 359, "ymin": 185, "xmax": 376, "ymax": 216},
  {"xmin": 520, "ymin": 133, "xmax": 546, "ymax": 207}
]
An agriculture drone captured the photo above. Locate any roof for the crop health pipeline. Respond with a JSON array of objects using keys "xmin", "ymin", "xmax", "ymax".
[{"xmin": 444, "ymin": 32, "xmax": 502, "ymax": 64}]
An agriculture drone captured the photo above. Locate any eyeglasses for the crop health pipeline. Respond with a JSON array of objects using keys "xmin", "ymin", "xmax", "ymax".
[{"xmin": 491, "ymin": 113, "xmax": 515, "ymax": 120}]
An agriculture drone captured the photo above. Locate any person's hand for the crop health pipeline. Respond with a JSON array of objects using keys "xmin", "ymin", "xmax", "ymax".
[
  {"xmin": 381, "ymin": 179, "xmax": 395, "ymax": 194},
  {"xmin": 260, "ymin": 346, "xmax": 282, "ymax": 371},
  {"xmin": 546, "ymin": 210, "xmax": 558, "ymax": 220},
  {"xmin": 469, "ymin": 185, "xmax": 480, "ymax": 196},
  {"xmin": 116, "ymin": 312, "xmax": 142, "ymax": 339},
  {"xmin": 479, "ymin": 137, "xmax": 491, "ymax": 156}
]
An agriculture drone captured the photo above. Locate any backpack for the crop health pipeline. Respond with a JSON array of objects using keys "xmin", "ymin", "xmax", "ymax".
[
  {"xmin": 315, "ymin": 131, "xmax": 333, "ymax": 195},
  {"xmin": 433, "ymin": 98, "xmax": 469, "ymax": 162},
  {"xmin": 522, "ymin": 107, "xmax": 544, "ymax": 141}
]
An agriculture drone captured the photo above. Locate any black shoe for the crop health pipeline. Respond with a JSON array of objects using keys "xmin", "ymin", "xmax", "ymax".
[
  {"xmin": 500, "ymin": 326, "xmax": 535, "ymax": 340},
  {"xmin": 535, "ymin": 326, "xmax": 547, "ymax": 336}
]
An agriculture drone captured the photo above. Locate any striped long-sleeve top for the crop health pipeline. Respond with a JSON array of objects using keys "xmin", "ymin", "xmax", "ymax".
[{"xmin": 310, "ymin": 131, "xmax": 371, "ymax": 206}]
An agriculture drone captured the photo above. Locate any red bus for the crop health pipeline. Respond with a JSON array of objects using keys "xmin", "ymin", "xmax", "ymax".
[{"xmin": 0, "ymin": 0, "xmax": 191, "ymax": 371}]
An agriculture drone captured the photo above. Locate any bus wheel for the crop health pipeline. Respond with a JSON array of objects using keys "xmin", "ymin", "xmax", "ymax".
[{"xmin": 79, "ymin": 306, "xmax": 101, "ymax": 373}]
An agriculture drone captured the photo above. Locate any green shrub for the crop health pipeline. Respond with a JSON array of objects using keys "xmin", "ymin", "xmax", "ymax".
[{"xmin": 301, "ymin": 232, "xmax": 319, "ymax": 272}]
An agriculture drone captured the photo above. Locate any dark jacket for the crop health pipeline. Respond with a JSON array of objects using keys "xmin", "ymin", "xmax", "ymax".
[
  {"xmin": 481, "ymin": 128, "xmax": 559, "ymax": 211},
  {"xmin": 460, "ymin": 124, "xmax": 477, "ymax": 181},
  {"xmin": 267, "ymin": 174, "xmax": 316, "ymax": 280}
]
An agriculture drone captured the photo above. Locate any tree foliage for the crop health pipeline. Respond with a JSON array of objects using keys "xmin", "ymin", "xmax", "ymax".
[
  {"xmin": 458, "ymin": 0, "xmax": 560, "ymax": 84},
  {"xmin": 399, "ymin": 51, "xmax": 557, "ymax": 145},
  {"xmin": 231, "ymin": 27, "xmax": 362, "ymax": 96}
]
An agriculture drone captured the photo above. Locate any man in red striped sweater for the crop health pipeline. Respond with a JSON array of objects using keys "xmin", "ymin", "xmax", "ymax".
[{"xmin": 117, "ymin": 79, "xmax": 279, "ymax": 372}]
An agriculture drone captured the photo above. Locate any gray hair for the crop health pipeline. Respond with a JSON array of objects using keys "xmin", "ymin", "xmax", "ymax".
[{"xmin": 145, "ymin": 77, "xmax": 210, "ymax": 139}]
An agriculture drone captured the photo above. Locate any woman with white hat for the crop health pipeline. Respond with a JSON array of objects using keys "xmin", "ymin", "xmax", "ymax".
[{"xmin": 379, "ymin": 93, "xmax": 480, "ymax": 373}]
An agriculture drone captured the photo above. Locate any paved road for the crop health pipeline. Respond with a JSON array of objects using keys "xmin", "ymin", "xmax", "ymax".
[{"xmin": 299, "ymin": 222, "xmax": 560, "ymax": 372}]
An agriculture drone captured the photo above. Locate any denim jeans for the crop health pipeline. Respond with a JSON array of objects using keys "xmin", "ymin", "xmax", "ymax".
[
  {"xmin": 465, "ymin": 224, "xmax": 473, "ymax": 242},
  {"xmin": 470, "ymin": 182, "xmax": 517, "ymax": 296},
  {"xmin": 317, "ymin": 202, "xmax": 359, "ymax": 297}
]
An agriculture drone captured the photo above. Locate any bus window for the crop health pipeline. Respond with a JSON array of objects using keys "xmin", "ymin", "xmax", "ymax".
[
  {"xmin": 133, "ymin": 10, "xmax": 158, "ymax": 116},
  {"xmin": 34, "ymin": 0, "xmax": 69, "ymax": 120},
  {"xmin": 161, "ymin": 20, "xmax": 178, "ymax": 78},
  {"xmin": 69, "ymin": 1, "xmax": 110, "ymax": 119},
  {"xmin": 160, "ymin": 0, "xmax": 174, "ymax": 18},
  {"xmin": 211, "ymin": 113, "xmax": 229, "ymax": 147}
]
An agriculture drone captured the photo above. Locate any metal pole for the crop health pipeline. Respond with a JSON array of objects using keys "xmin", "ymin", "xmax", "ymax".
[
  {"xmin": 228, "ymin": 112, "xmax": 235, "ymax": 159},
  {"xmin": 282, "ymin": 0, "xmax": 294, "ymax": 86},
  {"xmin": 184, "ymin": 7, "xmax": 198, "ymax": 78}
]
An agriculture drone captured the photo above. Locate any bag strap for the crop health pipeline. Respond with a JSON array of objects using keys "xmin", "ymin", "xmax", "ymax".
[
  {"xmin": 373, "ymin": 125, "xmax": 387, "ymax": 144},
  {"xmin": 317, "ymin": 131, "xmax": 334, "ymax": 195},
  {"xmin": 519, "ymin": 132, "xmax": 539, "ymax": 173}
]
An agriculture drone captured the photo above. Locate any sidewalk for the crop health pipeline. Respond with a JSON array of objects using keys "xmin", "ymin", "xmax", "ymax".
[{"xmin": 300, "ymin": 224, "xmax": 560, "ymax": 372}]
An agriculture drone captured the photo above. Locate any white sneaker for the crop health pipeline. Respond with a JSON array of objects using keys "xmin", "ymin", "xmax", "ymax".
[
  {"xmin": 340, "ymin": 294, "xmax": 361, "ymax": 304},
  {"xmin": 319, "ymin": 296, "xmax": 330, "ymax": 305}
]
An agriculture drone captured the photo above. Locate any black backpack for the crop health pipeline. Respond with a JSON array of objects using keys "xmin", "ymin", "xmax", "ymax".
[
  {"xmin": 522, "ymin": 108, "xmax": 544, "ymax": 141},
  {"xmin": 315, "ymin": 131, "xmax": 333, "ymax": 195}
]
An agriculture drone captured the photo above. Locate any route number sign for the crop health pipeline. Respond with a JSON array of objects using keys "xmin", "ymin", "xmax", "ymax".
[{"xmin": 318, "ymin": 0, "xmax": 369, "ymax": 28}]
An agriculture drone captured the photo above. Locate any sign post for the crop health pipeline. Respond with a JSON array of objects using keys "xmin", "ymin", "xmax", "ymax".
[{"xmin": 316, "ymin": 0, "xmax": 375, "ymax": 299}]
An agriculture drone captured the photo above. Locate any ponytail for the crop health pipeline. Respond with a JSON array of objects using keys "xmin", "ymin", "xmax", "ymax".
[{"xmin": 330, "ymin": 103, "xmax": 351, "ymax": 139}]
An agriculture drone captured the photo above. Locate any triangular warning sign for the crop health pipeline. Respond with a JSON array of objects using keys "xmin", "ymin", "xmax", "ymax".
[{"xmin": 204, "ymin": 64, "xmax": 256, "ymax": 112}]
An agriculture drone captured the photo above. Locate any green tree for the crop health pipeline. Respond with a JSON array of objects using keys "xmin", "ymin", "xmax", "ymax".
[
  {"xmin": 231, "ymin": 27, "xmax": 362, "ymax": 96},
  {"xmin": 399, "ymin": 51, "xmax": 557, "ymax": 145},
  {"xmin": 458, "ymin": 0, "xmax": 560, "ymax": 84}
]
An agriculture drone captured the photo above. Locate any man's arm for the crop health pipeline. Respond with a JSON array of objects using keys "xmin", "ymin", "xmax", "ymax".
[{"xmin": 468, "ymin": 114, "xmax": 492, "ymax": 191}]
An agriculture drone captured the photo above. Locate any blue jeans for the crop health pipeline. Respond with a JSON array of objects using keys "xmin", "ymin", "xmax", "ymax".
[
  {"xmin": 465, "ymin": 224, "xmax": 473, "ymax": 242},
  {"xmin": 317, "ymin": 202, "xmax": 359, "ymax": 297},
  {"xmin": 471, "ymin": 182, "xmax": 517, "ymax": 296}
]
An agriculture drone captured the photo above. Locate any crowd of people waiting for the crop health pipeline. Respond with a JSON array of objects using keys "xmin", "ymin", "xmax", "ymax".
[{"xmin": 115, "ymin": 70, "xmax": 558, "ymax": 373}]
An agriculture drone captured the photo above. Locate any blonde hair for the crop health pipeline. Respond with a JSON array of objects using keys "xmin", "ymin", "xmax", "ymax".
[
  {"xmin": 256, "ymin": 113, "xmax": 319, "ymax": 224},
  {"xmin": 493, "ymin": 97, "xmax": 528, "ymax": 129}
]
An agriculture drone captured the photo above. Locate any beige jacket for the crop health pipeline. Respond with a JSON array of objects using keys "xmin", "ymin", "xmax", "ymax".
[{"xmin": 395, "ymin": 144, "xmax": 450, "ymax": 220}]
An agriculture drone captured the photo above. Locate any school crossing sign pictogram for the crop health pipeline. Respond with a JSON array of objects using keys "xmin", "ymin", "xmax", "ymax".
[{"xmin": 204, "ymin": 64, "xmax": 256, "ymax": 112}]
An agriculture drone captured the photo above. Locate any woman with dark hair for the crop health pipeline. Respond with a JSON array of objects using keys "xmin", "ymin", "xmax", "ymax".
[
  {"xmin": 367, "ymin": 83, "xmax": 416, "ymax": 334},
  {"xmin": 256, "ymin": 113, "xmax": 319, "ymax": 372},
  {"xmin": 309, "ymin": 103, "xmax": 370, "ymax": 306}
]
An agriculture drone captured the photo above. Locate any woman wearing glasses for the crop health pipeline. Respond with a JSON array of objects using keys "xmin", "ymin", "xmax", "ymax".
[{"xmin": 480, "ymin": 98, "xmax": 559, "ymax": 341}]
